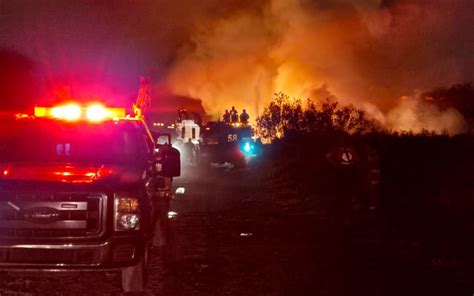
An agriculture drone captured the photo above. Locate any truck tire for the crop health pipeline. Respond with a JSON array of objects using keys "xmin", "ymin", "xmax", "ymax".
[{"xmin": 121, "ymin": 248, "xmax": 149, "ymax": 293}]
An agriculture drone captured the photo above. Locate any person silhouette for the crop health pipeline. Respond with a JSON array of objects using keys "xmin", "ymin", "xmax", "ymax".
[
  {"xmin": 184, "ymin": 138, "xmax": 195, "ymax": 165},
  {"xmin": 240, "ymin": 109, "xmax": 249, "ymax": 124},
  {"xmin": 230, "ymin": 106, "xmax": 238, "ymax": 123},
  {"xmin": 223, "ymin": 110, "xmax": 230, "ymax": 123}
]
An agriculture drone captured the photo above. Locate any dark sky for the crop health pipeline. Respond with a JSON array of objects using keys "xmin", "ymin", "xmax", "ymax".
[
  {"xmin": 0, "ymin": 0, "xmax": 262, "ymax": 99},
  {"xmin": 0, "ymin": 0, "xmax": 188, "ymax": 101}
]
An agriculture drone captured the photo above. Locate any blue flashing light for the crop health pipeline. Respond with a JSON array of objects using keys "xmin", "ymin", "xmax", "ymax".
[
  {"xmin": 244, "ymin": 142, "xmax": 251, "ymax": 153},
  {"xmin": 241, "ymin": 141, "xmax": 256, "ymax": 156}
]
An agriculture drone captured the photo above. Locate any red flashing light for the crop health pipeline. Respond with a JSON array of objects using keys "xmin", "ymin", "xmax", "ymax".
[
  {"xmin": 1, "ymin": 165, "xmax": 117, "ymax": 184},
  {"xmin": 51, "ymin": 104, "xmax": 81, "ymax": 121},
  {"xmin": 86, "ymin": 104, "xmax": 108, "ymax": 122},
  {"xmin": 34, "ymin": 104, "xmax": 126, "ymax": 122}
]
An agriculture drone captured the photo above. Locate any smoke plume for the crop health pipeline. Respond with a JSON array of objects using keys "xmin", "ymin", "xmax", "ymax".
[
  {"xmin": 386, "ymin": 95, "xmax": 467, "ymax": 134},
  {"xmin": 165, "ymin": 0, "xmax": 473, "ymax": 132}
]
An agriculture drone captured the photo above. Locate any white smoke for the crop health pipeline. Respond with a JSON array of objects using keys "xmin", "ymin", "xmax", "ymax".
[{"xmin": 386, "ymin": 95, "xmax": 467, "ymax": 135}]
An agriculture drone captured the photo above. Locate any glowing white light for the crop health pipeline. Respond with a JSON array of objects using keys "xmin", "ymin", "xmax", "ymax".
[
  {"xmin": 175, "ymin": 187, "xmax": 185, "ymax": 195},
  {"xmin": 244, "ymin": 142, "xmax": 251, "ymax": 153},
  {"xmin": 51, "ymin": 105, "xmax": 81, "ymax": 121},
  {"xmin": 86, "ymin": 105, "xmax": 108, "ymax": 121},
  {"xmin": 240, "ymin": 233, "xmax": 253, "ymax": 237},
  {"xmin": 168, "ymin": 211, "xmax": 178, "ymax": 219}
]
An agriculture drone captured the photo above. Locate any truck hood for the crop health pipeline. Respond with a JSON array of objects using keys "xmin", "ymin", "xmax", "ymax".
[{"xmin": 0, "ymin": 163, "xmax": 143, "ymax": 185}]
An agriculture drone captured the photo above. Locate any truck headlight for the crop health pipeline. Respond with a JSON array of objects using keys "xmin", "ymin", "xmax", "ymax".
[{"xmin": 114, "ymin": 195, "xmax": 141, "ymax": 231}]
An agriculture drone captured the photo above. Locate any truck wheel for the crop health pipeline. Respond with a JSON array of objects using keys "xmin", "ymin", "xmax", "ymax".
[{"xmin": 121, "ymin": 248, "xmax": 149, "ymax": 292}]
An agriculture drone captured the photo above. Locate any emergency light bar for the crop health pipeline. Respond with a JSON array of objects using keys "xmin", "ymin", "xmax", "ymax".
[{"xmin": 34, "ymin": 104, "xmax": 126, "ymax": 121}]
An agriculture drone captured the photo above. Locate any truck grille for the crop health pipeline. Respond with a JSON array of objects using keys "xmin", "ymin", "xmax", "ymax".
[{"xmin": 0, "ymin": 192, "xmax": 106, "ymax": 240}]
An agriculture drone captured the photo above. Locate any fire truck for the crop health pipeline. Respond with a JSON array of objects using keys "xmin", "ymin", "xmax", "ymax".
[
  {"xmin": 174, "ymin": 108, "xmax": 259, "ymax": 167},
  {"xmin": 0, "ymin": 103, "xmax": 180, "ymax": 292},
  {"xmin": 174, "ymin": 108, "xmax": 201, "ymax": 146},
  {"xmin": 199, "ymin": 121, "xmax": 259, "ymax": 167}
]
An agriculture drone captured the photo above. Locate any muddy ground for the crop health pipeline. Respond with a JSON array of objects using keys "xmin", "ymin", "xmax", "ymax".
[{"xmin": 0, "ymin": 159, "xmax": 473, "ymax": 295}]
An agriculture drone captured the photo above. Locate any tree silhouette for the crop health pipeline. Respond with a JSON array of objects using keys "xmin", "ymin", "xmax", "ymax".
[{"xmin": 256, "ymin": 93, "xmax": 378, "ymax": 140}]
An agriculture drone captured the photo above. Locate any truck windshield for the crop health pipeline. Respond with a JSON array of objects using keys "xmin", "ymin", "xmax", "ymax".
[{"xmin": 0, "ymin": 119, "xmax": 149, "ymax": 165}]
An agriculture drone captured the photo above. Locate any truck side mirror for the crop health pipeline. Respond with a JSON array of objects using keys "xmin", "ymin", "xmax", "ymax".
[
  {"xmin": 153, "ymin": 132, "xmax": 172, "ymax": 146},
  {"xmin": 158, "ymin": 146, "xmax": 181, "ymax": 177}
]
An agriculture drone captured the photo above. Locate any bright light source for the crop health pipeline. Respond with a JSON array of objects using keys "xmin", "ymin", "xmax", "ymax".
[
  {"xmin": 114, "ymin": 196, "xmax": 141, "ymax": 231},
  {"xmin": 53, "ymin": 171, "xmax": 72, "ymax": 176},
  {"xmin": 243, "ymin": 142, "xmax": 251, "ymax": 153},
  {"xmin": 15, "ymin": 113, "xmax": 29, "ymax": 119},
  {"xmin": 117, "ymin": 213, "xmax": 140, "ymax": 230},
  {"xmin": 51, "ymin": 104, "xmax": 81, "ymax": 121},
  {"xmin": 35, "ymin": 105, "xmax": 126, "ymax": 121},
  {"xmin": 86, "ymin": 105, "xmax": 108, "ymax": 121},
  {"xmin": 168, "ymin": 211, "xmax": 178, "ymax": 219},
  {"xmin": 175, "ymin": 187, "xmax": 185, "ymax": 195}
]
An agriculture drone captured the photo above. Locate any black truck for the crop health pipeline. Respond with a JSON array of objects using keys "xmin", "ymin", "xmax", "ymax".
[
  {"xmin": 0, "ymin": 105, "xmax": 180, "ymax": 292},
  {"xmin": 199, "ymin": 121, "xmax": 257, "ymax": 167}
]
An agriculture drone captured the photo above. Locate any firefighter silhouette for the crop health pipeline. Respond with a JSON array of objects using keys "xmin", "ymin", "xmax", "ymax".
[
  {"xmin": 223, "ymin": 110, "xmax": 231, "ymax": 123},
  {"xmin": 184, "ymin": 138, "xmax": 196, "ymax": 165},
  {"xmin": 230, "ymin": 106, "xmax": 239, "ymax": 123},
  {"xmin": 240, "ymin": 109, "xmax": 249, "ymax": 124}
]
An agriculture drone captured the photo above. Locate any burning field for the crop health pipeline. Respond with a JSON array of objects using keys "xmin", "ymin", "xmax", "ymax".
[
  {"xmin": 0, "ymin": 0, "xmax": 472, "ymax": 135},
  {"xmin": 0, "ymin": 1, "xmax": 472, "ymax": 295},
  {"xmin": 164, "ymin": 0, "xmax": 473, "ymax": 134}
]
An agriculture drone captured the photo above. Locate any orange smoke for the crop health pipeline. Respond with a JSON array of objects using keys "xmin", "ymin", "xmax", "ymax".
[{"xmin": 165, "ymin": 0, "xmax": 472, "ymax": 133}]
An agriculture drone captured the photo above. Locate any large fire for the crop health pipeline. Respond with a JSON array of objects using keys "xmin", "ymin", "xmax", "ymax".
[{"xmin": 165, "ymin": 0, "xmax": 471, "ymax": 134}]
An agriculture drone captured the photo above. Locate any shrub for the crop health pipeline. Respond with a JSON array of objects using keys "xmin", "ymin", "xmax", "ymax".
[{"xmin": 256, "ymin": 93, "xmax": 378, "ymax": 140}]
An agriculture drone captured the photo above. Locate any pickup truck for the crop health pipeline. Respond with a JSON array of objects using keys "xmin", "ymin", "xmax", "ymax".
[{"xmin": 0, "ymin": 104, "xmax": 180, "ymax": 292}]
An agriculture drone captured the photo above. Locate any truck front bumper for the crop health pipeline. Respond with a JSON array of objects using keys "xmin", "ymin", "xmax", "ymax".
[{"xmin": 0, "ymin": 235, "xmax": 146, "ymax": 271}]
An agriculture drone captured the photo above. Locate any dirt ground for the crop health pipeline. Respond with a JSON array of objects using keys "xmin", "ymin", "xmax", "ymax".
[{"xmin": 0, "ymin": 159, "xmax": 473, "ymax": 295}]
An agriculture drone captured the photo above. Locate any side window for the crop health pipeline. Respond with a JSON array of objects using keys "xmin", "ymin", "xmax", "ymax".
[{"xmin": 120, "ymin": 129, "xmax": 149, "ymax": 157}]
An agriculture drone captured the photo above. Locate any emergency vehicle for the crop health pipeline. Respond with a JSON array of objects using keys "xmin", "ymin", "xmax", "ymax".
[
  {"xmin": 174, "ymin": 108, "xmax": 201, "ymax": 146},
  {"xmin": 173, "ymin": 107, "xmax": 261, "ymax": 167},
  {"xmin": 199, "ymin": 121, "xmax": 259, "ymax": 167},
  {"xmin": 0, "ymin": 103, "xmax": 180, "ymax": 292}
]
